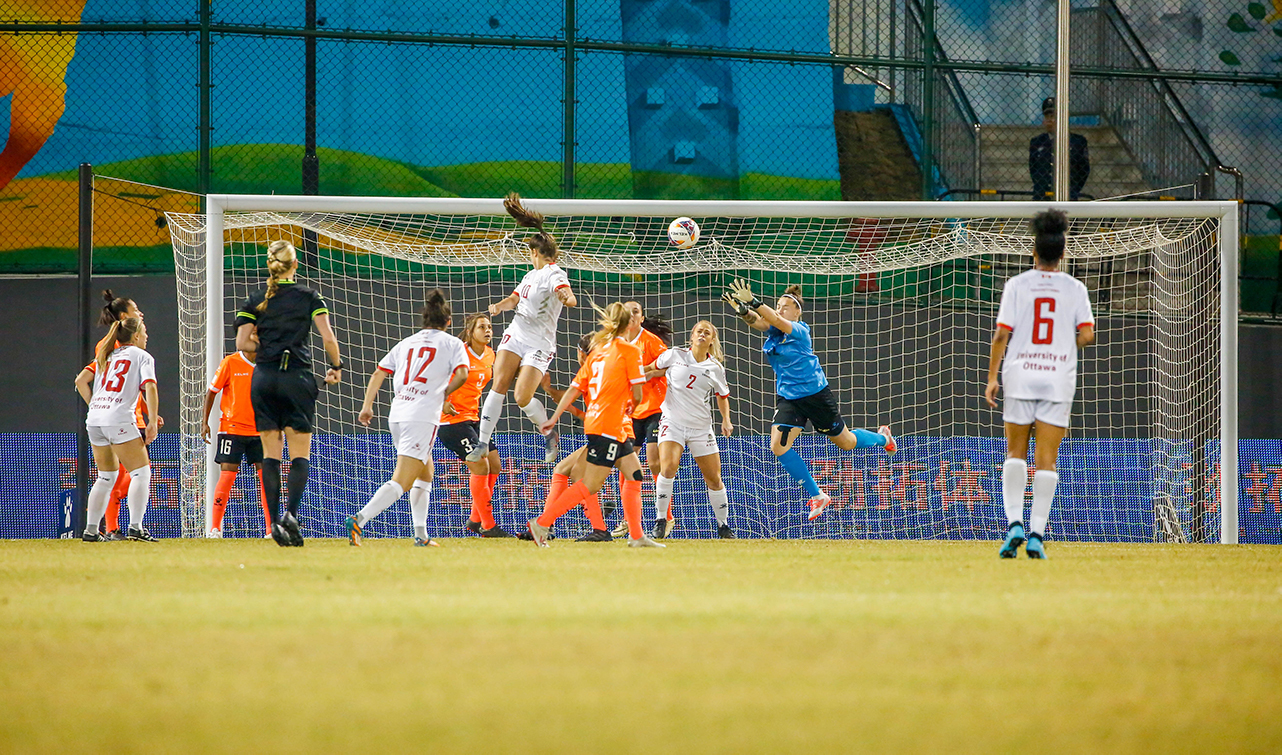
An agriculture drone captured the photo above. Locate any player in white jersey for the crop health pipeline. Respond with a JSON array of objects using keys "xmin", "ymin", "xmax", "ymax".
[
  {"xmin": 985, "ymin": 209, "xmax": 1096, "ymax": 559},
  {"xmin": 347, "ymin": 290, "xmax": 470, "ymax": 547},
  {"xmin": 478, "ymin": 192, "xmax": 578, "ymax": 464},
  {"xmin": 73, "ymin": 317, "xmax": 160, "ymax": 542},
  {"xmin": 646, "ymin": 320, "xmax": 737, "ymax": 538}
]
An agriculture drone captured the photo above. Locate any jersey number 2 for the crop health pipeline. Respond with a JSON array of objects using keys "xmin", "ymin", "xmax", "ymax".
[
  {"xmin": 1032, "ymin": 298, "xmax": 1055, "ymax": 344},
  {"xmin": 402, "ymin": 347, "xmax": 438, "ymax": 385}
]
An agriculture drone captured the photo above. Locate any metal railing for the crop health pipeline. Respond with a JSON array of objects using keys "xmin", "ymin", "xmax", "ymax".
[{"xmin": 903, "ymin": 0, "xmax": 980, "ymax": 196}]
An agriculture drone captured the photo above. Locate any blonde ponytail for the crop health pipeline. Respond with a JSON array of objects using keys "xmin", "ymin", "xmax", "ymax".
[
  {"xmin": 96, "ymin": 317, "xmax": 141, "ymax": 374},
  {"xmin": 589, "ymin": 302, "xmax": 632, "ymax": 351},
  {"xmin": 257, "ymin": 240, "xmax": 298, "ymax": 313}
]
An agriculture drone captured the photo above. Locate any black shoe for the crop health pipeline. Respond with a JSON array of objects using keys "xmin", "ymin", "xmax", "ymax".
[
  {"xmin": 126, "ymin": 526, "xmax": 157, "ymax": 542},
  {"xmin": 270, "ymin": 522, "xmax": 291, "ymax": 547},
  {"xmin": 652, "ymin": 517, "xmax": 667, "ymax": 540},
  {"xmin": 465, "ymin": 519, "xmax": 483, "ymax": 535},
  {"xmin": 82, "ymin": 530, "xmax": 108, "ymax": 542},
  {"xmin": 107, "ymin": 529, "xmax": 127, "ymax": 541},
  {"xmin": 517, "ymin": 528, "xmax": 534, "ymax": 541},
  {"xmin": 717, "ymin": 524, "xmax": 735, "ymax": 539},
  {"xmin": 280, "ymin": 512, "xmax": 304, "ymax": 547},
  {"xmin": 479, "ymin": 525, "xmax": 513, "ymax": 538},
  {"xmin": 574, "ymin": 529, "xmax": 612, "ymax": 542}
]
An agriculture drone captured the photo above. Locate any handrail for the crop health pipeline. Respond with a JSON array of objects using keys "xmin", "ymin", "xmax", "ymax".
[{"xmin": 903, "ymin": 0, "xmax": 981, "ymax": 193}]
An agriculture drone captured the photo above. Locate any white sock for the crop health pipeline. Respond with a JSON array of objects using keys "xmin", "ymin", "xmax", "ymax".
[
  {"xmin": 356, "ymin": 480, "xmax": 404, "ymax": 526},
  {"xmin": 708, "ymin": 486, "xmax": 729, "ymax": 525},
  {"xmin": 655, "ymin": 474, "xmax": 675, "ymax": 520},
  {"xmin": 410, "ymin": 480, "xmax": 433, "ymax": 538},
  {"xmin": 520, "ymin": 397, "xmax": 549, "ymax": 430},
  {"xmin": 126, "ymin": 466, "xmax": 152, "ymax": 528},
  {"xmin": 86, "ymin": 470, "xmax": 118, "ymax": 535},
  {"xmin": 1030, "ymin": 470, "xmax": 1059, "ymax": 536},
  {"xmin": 1002, "ymin": 458, "xmax": 1028, "ymax": 526},
  {"xmin": 478, "ymin": 390, "xmax": 505, "ymax": 443}
]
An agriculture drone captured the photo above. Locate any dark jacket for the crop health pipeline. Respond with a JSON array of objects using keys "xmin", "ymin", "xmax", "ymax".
[{"xmin": 1029, "ymin": 132, "xmax": 1090, "ymax": 200}]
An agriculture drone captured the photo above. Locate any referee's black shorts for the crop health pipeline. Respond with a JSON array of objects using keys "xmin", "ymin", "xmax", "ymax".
[{"xmin": 251, "ymin": 366, "xmax": 319, "ymax": 433}]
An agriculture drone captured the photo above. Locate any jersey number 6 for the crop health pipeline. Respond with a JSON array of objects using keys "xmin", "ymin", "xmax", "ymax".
[{"xmin": 1032, "ymin": 298, "xmax": 1056, "ymax": 345}]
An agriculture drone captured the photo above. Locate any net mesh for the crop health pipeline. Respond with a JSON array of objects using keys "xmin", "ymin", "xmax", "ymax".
[{"xmin": 166, "ymin": 205, "xmax": 1223, "ymax": 543}]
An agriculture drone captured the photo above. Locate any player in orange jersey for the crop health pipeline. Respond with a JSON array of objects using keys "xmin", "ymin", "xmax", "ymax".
[
  {"xmin": 201, "ymin": 345, "xmax": 270, "ymax": 538},
  {"xmin": 529, "ymin": 303, "xmax": 664, "ymax": 548},
  {"xmin": 437, "ymin": 313, "xmax": 510, "ymax": 538}
]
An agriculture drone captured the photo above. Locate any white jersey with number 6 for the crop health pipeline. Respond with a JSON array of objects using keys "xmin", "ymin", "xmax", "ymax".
[
  {"xmin": 503, "ymin": 264, "xmax": 571, "ymax": 348},
  {"xmin": 996, "ymin": 269, "xmax": 1094, "ymax": 403},
  {"xmin": 87, "ymin": 345, "xmax": 157, "ymax": 427},
  {"xmin": 653, "ymin": 347, "xmax": 730, "ymax": 430},
  {"xmin": 377, "ymin": 329, "xmax": 469, "ymax": 424}
]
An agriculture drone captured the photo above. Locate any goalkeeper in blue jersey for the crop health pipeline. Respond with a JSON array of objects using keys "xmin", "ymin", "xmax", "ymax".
[{"xmin": 723, "ymin": 281, "xmax": 895, "ymax": 521}]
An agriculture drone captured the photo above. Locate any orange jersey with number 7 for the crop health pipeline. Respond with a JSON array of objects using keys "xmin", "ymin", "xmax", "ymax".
[
  {"xmin": 573, "ymin": 337, "xmax": 645, "ymax": 442},
  {"xmin": 442, "ymin": 344, "xmax": 494, "ymax": 425}
]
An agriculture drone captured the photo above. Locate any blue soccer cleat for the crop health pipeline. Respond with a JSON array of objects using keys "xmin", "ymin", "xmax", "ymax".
[
  {"xmin": 999, "ymin": 522, "xmax": 1025, "ymax": 559},
  {"xmin": 1026, "ymin": 533, "xmax": 1047, "ymax": 559}
]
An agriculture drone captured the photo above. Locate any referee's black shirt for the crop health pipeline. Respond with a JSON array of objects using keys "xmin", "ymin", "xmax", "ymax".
[{"xmin": 235, "ymin": 281, "xmax": 329, "ymax": 369}]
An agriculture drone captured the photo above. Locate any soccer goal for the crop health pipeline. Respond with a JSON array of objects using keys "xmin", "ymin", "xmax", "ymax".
[{"xmin": 165, "ymin": 197, "xmax": 1239, "ymax": 544}]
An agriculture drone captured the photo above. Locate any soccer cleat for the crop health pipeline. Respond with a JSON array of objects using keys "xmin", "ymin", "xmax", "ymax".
[
  {"xmin": 999, "ymin": 522, "xmax": 1025, "ymax": 559},
  {"xmin": 464, "ymin": 519, "xmax": 483, "ymax": 535},
  {"xmin": 609, "ymin": 520, "xmax": 630, "ymax": 539},
  {"xmin": 465, "ymin": 444, "xmax": 487, "ymax": 463},
  {"xmin": 271, "ymin": 522, "xmax": 290, "ymax": 547},
  {"xmin": 479, "ymin": 525, "xmax": 514, "ymax": 538},
  {"xmin": 806, "ymin": 490, "xmax": 832, "ymax": 521},
  {"xmin": 206, "ymin": 527, "xmax": 222, "ymax": 539},
  {"xmin": 82, "ymin": 530, "xmax": 109, "ymax": 542},
  {"xmin": 574, "ymin": 528, "xmax": 612, "ymax": 542},
  {"xmin": 280, "ymin": 512, "xmax": 304, "ymax": 547},
  {"xmin": 878, "ymin": 425, "xmax": 897, "ymax": 456},
  {"xmin": 651, "ymin": 516, "xmax": 667, "ymax": 539},
  {"xmin": 662, "ymin": 518, "xmax": 676, "ymax": 538},
  {"xmin": 1026, "ymin": 533, "xmax": 1048, "ymax": 560},
  {"xmin": 414, "ymin": 536, "xmax": 440, "ymax": 547},
  {"xmin": 345, "ymin": 515, "xmax": 363, "ymax": 547},
  {"xmin": 526, "ymin": 518, "xmax": 551, "ymax": 547},
  {"xmin": 543, "ymin": 427, "xmax": 561, "ymax": 464},
  {"xmin": 627, "ymin": 535, "xmax": 666, "ymax": 548},
  {"xmin": 107, "ymin": 529, "xmax": 127, "ymax": 541},
  {"xmin": 126, "ymin": 525, "xmax": 157, "ymax": 542},
  {"xmin": 717, "ymin": 524, "xmax": 736, "ymax": 539}
]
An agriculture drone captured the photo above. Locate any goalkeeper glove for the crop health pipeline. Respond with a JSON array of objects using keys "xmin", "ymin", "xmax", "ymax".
[
  {"xmin": 722, "ymin": 292, "xmax": 751, "ymax": 316},
  {"xmin": 728, "ymin": 279, "xmax": 763, "ymax": 309}
]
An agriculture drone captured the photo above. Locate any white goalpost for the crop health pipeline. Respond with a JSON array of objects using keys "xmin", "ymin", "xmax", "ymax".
[{"xmin": 166, "ymin": 197, "xmax": 1238, "ymax": 544}]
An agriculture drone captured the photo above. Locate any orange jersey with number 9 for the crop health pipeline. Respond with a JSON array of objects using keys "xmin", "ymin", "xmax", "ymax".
[
  {"xmin": 573, "ymin": 338, "xmax": 644, "ymax": 441},
  {"xmin": 442, "ymin": 344, "xmax": 494, "ymax": 425}
]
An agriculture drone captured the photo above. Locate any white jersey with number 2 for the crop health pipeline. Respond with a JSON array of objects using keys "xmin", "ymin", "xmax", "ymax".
[
  {"xmin": 377, "ymin": 329, "xmax": 469, "ymax": 424},
  {"xmin": 87, "ymin": 345, "xmax": 157, "ymax": 427},
  {"xmin": 995, "ymin": 269, "xmax": 1094, "ymax": 403},
  {"xmin": 503, "ymin": 264, "xmax": 571, "ymax": 348},
  {"xmin": 653, "ymin": 347, "xmax": 730, "ymax": 430}
]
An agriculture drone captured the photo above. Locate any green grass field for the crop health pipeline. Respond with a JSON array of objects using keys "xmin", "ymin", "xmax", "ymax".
[{"xmin": 2, "ymin": 539, "xmax": 1279, "ymax": 753}]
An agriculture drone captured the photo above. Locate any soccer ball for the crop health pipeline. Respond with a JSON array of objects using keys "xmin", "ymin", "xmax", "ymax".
[{"xmin": 667, "ymin": 217, "xmax": 700, "ymax": 249}]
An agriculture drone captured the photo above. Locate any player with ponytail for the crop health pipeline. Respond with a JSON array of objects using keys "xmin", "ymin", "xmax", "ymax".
[
  {"xmin": 724, "ymin": 281, "xmax": 895, "ymax": 522},
  {"xmin": 986, "ymin": 209, "xmax": 1095, "ymax": 559},
  {"xmin": 234, "ymin": 240, "xmax": 343, "ymax": 547}
]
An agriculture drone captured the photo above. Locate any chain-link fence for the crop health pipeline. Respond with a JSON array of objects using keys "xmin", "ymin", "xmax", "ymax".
[{"xmin": 1, "ymin": 0, "xmax": 1280, "ymax": 300}]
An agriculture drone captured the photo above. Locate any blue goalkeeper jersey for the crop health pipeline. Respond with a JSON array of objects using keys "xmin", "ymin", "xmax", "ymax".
[{"xmin": 763, "ymin": 321, "xmax": 828, "ymax": 400}]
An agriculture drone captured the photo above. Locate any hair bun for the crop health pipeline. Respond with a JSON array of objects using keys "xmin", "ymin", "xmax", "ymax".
[{"xmin": 1032, "ymin": 209, "xmax": 1068, "ymax": 237}]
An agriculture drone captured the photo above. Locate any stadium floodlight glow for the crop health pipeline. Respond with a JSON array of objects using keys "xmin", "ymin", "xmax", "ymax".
[{"xmin": 168, "ymin": 197, "xmax": 1238, "ymax": 544}]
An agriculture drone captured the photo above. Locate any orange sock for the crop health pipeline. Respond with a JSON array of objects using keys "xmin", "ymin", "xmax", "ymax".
[
  {"xmin": 546, "ymin": 473, "xmax": 569, "ymax": 510},
  {"xmin": 584, "ymin": 493, "xmax": 605, "ymax": 530},
  {"xmin": 622, "ymin": 479, "xmax": 643, "ymax": 539},
  {"xmin": 539, "ymin": 480, "xmax": 590, "ymax": 528},
  {"xmin": 105, "ymin": 463, "xmax": 129, "ymax": 532},
  {"xmin": 488, "ymin": 472, "xmax": 499, "ymax": 494},
  {"xmin": 257, "ymin": 468, "xmax": 271, "ymax": 535},
  {"xmin": 470, "ymin": 474, "xmax": 495, "ymax": 529},
  {"xmin": 212, "ymin": 470, "xmax": 236, "ymax": 530}
]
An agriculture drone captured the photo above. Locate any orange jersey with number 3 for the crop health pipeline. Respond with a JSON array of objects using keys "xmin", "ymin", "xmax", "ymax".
[
  {"xmin": 573, "ymin": 338, "xmax": 644, "ymax": 441},
  {"xmin": 88, "ymin": 332, "xmax": 147, "ymax": 428},
  {"xmin": 630, "ymin": 327, "xmax": 668, "ymax": 419},
  {"xmin": 209, "ymin": 352, "xmax": 258, "ymax": 436},
  {"xmin": 442, "ymin": 344, "xmax": 494, "ymax": 425}
]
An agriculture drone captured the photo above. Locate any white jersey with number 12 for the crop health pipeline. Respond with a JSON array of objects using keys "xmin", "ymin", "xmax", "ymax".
[
  {"xmin": 995, "ymin": 269, "xmax": 1094, "ymax": 403},
  {"xmin": 377, "ymin": 329, "xmax": 469, "ymax": 424}
]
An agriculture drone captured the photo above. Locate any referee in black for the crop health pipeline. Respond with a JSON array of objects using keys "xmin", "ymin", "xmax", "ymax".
[{"xmin": 234, "ymin": 240, "xmax": 343, "ymax": 546}]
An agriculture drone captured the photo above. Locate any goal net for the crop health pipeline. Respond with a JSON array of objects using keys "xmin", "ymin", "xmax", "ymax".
[{"xmin": 166, "ymin": 198, "xmax": 1237, "ymax": 543}]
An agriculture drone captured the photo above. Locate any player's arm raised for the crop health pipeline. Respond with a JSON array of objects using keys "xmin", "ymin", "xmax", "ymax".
[
  {"xmin": 487, "ymin": 292, "xmax": 520, "ymax": 316},
  {"xmin": 540, "ymin": 372, "xmax": 585, "ymax": 419},
  {"xmin": 985, "ymin": 325, "xmax": 1011, "ymax": 409},
  {"xmin": 722, "ymin": 291, "xmax": 769, "ymax": 332},
  {"xmin": 540, "ymin": 383, "xmax": 582, "ymax": 435},
  {"xmin": 555, "ymin": 285, "xmax": 577, "ymax": 307}
]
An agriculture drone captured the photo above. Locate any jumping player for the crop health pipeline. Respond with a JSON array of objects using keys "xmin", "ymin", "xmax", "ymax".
[
  {"xmin": 201, "ymin": 345, "xmax": 270, "ymax": 538},
  {"xmin": 347, "ymin": 290, "xmax": 470, "ymax": 547},
  {"xmin": 986, "ymin": 209, "xmax": 1095, "ymax": 559},
  {"xmin": 724, "ymin": 281, "xmax": 895, "ymax": 521},
  {"xmin": 478, "ymin": 193, "xmax": 578, "ymax": 463},
  {"xmin": 74, "ymin": 317, "xmax": 159, "ymax": 542}
]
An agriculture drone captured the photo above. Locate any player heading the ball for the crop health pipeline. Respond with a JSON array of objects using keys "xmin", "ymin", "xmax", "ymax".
[{"xmin": 986, "ymin": 209, "xmax": 1095, "ymax": 560}]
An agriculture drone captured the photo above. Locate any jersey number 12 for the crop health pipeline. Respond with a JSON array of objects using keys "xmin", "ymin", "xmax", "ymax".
[{"xmin": 402, "ymin": 346, "xmax": 438, "ymax": 385}]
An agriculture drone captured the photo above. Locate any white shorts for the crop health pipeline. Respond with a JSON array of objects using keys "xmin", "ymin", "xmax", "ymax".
[
  {"xmin": 1003, "ymin": 398, "xmax": 1072, "ymax": 429},
  {"xmin": 87, "ymin": 423, "xmax": 141, "ymax": 446},
  {"xmin": 497, "ymin": 332, "xmax": 554, "ymax": 374},
  {"xmin": 390, "ymin": 421, "xmax": 439, "ymax": 462},
  {"xmin": 657, "ymin": 418, "xmax": 720, "ymax": 458}
]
